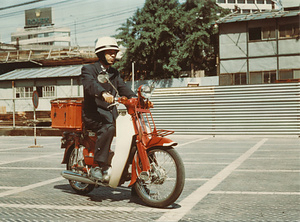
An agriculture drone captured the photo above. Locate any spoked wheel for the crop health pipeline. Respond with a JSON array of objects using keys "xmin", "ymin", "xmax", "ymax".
[
  {"xmin": 66, "ymin": 147, "xmax": 95, "ymax": 194},
  {"xmin": 134, "ymin": 147, "xmax": 185, "ymax": 208}
]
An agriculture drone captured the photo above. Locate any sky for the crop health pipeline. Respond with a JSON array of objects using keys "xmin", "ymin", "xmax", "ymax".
[
  {"xmin": 0, "ymin": 0, "xmax": 297, "ymax": 46},
  {"xmin": 0, "ymin": 0, "xmax": 146, "ymax": 46}
]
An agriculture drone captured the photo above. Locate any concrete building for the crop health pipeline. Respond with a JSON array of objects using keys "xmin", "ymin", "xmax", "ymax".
[
  {"xmin": 216, "ymin": 0, "xmax": 279, "ymax": 13},
  {"xmin": 0, "ymin": 65, "xmax": 82, "ymax": 113},
  {"xmin": 217, "ymin": 8, "xmax": 300, "ymax": 85},
  {"xmin": 11, "ymin": 26, "xmax": 71, "ymax": 47},
  {"xmin": 10, "ymin": 7, "xmax": 71, "ymax": 47}
]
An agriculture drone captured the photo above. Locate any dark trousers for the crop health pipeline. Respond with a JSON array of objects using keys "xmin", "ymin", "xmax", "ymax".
[
  {"xmin": 94, "ymin": 123, "xmax": 115, "ymax": 166},
  {"xmin": 83, "ymin": 114, "xmax": 116, "ymax": 167}
]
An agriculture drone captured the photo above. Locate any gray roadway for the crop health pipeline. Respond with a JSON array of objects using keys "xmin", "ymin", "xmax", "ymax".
[{"xmin": 0, "ymin": 135, "xmax": 299, "ymax": 222}]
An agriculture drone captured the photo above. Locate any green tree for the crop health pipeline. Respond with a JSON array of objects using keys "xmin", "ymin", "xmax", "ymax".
[
  {"xmin": 178, "ymin": 0, "xmax": 228, "ymax": 76},
  {"xmin": 115, "ymin": 0, "xmax": 228, "ymax": 80},
  {"xmin": 115, "ymin": 0, "xmax": 181, "ymax": 80}
]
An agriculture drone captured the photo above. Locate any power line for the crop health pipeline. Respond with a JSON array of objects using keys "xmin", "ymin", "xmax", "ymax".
[{"xmin": 0, "ymin": 0, "xmax": 46, "ymax": 11}]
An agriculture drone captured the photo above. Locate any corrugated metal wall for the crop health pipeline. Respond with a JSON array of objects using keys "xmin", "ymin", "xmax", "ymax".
[{"xmin": 150, "ymin": 83, "xmax": 300, "ymax": 135}]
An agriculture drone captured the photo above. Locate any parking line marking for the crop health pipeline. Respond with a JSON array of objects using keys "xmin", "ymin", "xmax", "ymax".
[
  {"xmin": 176, "ymin": 137, "xmax": 209, "ymax": 148},
  {"xmin": 210, "ymin": 191, "xmax": 300, "ymax": 195},
  {"xmin": 235, "ymin": 169, "xmax": 300, "ymax": 172},
  {"xmin": 156, "ymin": 138, "xmax": 268, "ymax": 222},
  {"xmin": 0, "ymin": 152, "xmax": 61, "ymax": 166},
  {"xmin": 184, "ymin": 162, "xmax": 230, "ymax": 165},
  {"xmin": 0, "ymin": 177, "xmax": 64, "ymax": 198},
  {"xmin": 180, "ymin": 152, "xmax": 242, "ymax": 155},
  {"xmin": 0, "ymin": 186, "xmax": 20, "ymax": 190},
  {"xmin": 0, "ymin": 143, "xmax": 60, "ymax": 152},
  {"xmin": 249, "ymin": 157, "xmax": 299, "ymax": 160},
  {"xmin": 0, "ymin": 203, "xmax": 169, "ymax": 212},
  {"xmin": 0, "ymin": 167, "xmax": 64, "ymax": 170}
]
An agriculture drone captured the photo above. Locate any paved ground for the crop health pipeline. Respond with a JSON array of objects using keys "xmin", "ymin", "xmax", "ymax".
[{"xmin": 0, "ymin": 135, "xmax": 299, "ymax": 222}]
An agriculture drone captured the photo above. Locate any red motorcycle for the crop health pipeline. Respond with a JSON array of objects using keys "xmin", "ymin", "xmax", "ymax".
[{"xmin": 51, "ymin": 85, "xmax": 185, "ymax": 208}]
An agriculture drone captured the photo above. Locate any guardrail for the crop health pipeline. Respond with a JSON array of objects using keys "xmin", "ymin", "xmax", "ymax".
[{"xmin": 150, "ymin": 83, "xmax": 300, "ymax": 135}]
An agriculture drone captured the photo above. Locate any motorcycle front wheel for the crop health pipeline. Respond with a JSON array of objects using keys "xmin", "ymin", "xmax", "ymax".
[
  {"xmin": 134, "ymin": 147, "xmax": 185, "ymax": 208},
  {"xmin": 67, "ymin": 147, "xmax": 95, "ymax": 195}
]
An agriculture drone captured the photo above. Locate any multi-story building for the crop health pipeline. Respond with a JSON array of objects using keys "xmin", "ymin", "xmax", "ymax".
[
  {"xmin": 11, "ymin": 26, "xmax": 71, "ymax": 46},
  {"xmin": 216, "ymin": 0, "xmax": 279, "ymax": 13},
  {"xmin": 217, "ymin": 7, "xmax": 299, "ymax": 85},
  {"xmin": 10, "ymin": 7, "xmax": 71, "ymax": 47}
]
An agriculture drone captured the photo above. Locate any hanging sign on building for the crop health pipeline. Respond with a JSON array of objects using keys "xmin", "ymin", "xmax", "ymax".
[{"xmin": 25, "ymin": 7, "xmax": 52, "ymax": 28}]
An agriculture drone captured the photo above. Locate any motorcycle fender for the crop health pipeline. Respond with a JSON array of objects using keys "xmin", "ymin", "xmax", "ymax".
[
  {"xmin": 109, "ymin": 113, "xmax": 135, "ymax": 188},
  {"xmin": 128, "ymin": 138, "xmax": 177, "ymax": 187},
  {"xmin": 147, "ymin": 137, "xmax": 177, "ymax": 148},
  {"xmin": 129, "ymin": 155, "xmax": 138, "ymax": 187},
  {"xmin": 61, "ymin": 142, "xmax": 74, "ymax": 164}
]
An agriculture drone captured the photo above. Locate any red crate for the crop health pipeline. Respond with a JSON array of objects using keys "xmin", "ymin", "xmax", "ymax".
[{"xmin": 50, "ymin": 98, "xmax": 83, "ymax": 130}]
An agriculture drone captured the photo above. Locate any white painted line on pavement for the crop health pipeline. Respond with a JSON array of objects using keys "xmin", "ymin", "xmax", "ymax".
[
  {"xmin": 0, "ymin": 167, "xmax": 64, "ymax": 170},
  {"xmin": 156, "ymin": 138, "xmax": 268, "ymax": 222},
  {"xmin": 0, "ymin": 203, "xmax": 169, "ymax": 212},
  {"xmin": 176, "ymin": 137, "xmax": 209, "ymax": 148},
  {"xmin": 249, "ymin": 157, "xmax": 299, "ymax": 160},
  {"xmin": 0, "ymin": 177, "xmax": 64, "ymax": 198},
  {"xmin": 257, "ymin": 149, "xmax": 299, "ymax": 152},
  {"xmin": 235, "ymin": 169, "xmax": 300, "ymax": 173},
  {"xmin": 210, "ymin": 191, "xmax": 300, "ymax": 195},
  {"xmin": 0, "ymin": 186, "xmax": 20, "ymax": 190},
  {"xmin": 184, "ymin": 162, "xmax": 230, "ymax": 165},
  {"xmin": 0, "ymin": 143, "xmax": 61, "ymax": 151},
  {"xmin": 0, "ymin": 152, "xmax": 61, "ymax": 166},
  {"xmin": 180, "ymin": 152, "xmax": 242, "ymax": 155},
  {"xmin": 0, "ymin": 146, "xmax": 29, "ymax": 151},
  {"xmin": 167, "ymin": 178, "xmax": 209, "ymax": 181}
]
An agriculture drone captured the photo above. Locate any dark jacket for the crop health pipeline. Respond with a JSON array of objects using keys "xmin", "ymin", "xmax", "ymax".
[{"xmin": 81, "ymin": 61, "xmax": 135, "ymax": 124}]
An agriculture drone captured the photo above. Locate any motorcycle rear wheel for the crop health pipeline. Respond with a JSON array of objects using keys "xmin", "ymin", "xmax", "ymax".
[
  {"xmin": 134, "ymin": 147, "xmax": 185, "ymax": 208},
  {"xmin": 67, "ymin": 147, "xmax": 95, "ymax": 195}
]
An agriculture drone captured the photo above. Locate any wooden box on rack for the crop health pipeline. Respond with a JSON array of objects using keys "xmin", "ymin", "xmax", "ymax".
[{"xmin": 50, "ymin": 98, "xmax": 83, "ymax": 130}]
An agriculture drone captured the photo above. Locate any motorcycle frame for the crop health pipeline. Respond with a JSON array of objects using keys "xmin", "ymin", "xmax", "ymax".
[
  {"xmin": 60, "ymin": 85, "xmax": 177, "ymax": 187},
  {"xmin": 119, "ymin": 86, "xmax": 177, "ymax": 186}
]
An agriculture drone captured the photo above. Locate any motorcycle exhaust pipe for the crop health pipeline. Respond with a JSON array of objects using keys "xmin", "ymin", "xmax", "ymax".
[{"xmin": 61, "ymin": 170, "xmax": 96, "ymax": 185}]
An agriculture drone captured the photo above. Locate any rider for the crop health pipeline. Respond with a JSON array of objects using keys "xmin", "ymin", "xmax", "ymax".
[{"xmin": 81, "ymin": 36, "xmax": 136, "ymax": 181}]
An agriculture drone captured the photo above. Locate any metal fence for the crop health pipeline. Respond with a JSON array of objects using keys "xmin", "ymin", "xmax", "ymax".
[
  {"xmin": 150, "ymin": 83, "xmax": 300, "ymax": 135},
  {"xmin": 1, "ymin": 82, "xmax": 299, "ymax": 135}
]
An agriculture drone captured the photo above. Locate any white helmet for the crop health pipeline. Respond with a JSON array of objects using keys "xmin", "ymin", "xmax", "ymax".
[{"xmin": 95, "ymin": 36, "xmax": 119, "ymax": 54}]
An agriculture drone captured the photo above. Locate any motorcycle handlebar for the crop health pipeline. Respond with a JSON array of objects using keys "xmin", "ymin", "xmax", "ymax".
[{"xmin": 118, "ymin": 96, "xmax": 153, "ymax": 110}]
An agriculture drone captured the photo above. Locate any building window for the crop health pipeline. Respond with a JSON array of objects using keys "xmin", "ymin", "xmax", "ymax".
[
  {"xmin": 247, "ymin": 0, "xmax": 254, "ymax": 3},
  {"xmin": 217, "ymin": 0, "xmax": 226, "ymax": 3},
  {"xmin": 249, "ymin": 26, "xmax": 276, "ymax": 41},
  {"xmin": 266, "ymin": 0, "xmax": 272, "ymax": 4},
  {"xmin": 15, "ymin": 87, "xmax": 33, "ymax": 98},
  {"xmin": 234, "ymin": 73, "xmax": 246, "ymax": 85},
  {"xmin": 249, "ymin": 27, "xmax": 261, "ymax": 40},
  {"xmin": 228, "ymin": 0, "xmax": 236, "ymax": 3},
  {"xmin": 242, "ymin": 9, "xmax": 250, "ymax": 13},
  {"xmin": 294, "ymin": 70, "xmax": 300, "ymax": 79},
  {"xmin": 279, "ymin": 23, "xmax": 299, "ymax": 38},
  {"xmin": 279, "ymin": 70, "xmax": 293, "ymax": 80},
  {"xmin": 43, "ymin": 86, "xmax": 56, "ymax": 97},
  {"xmin": 237, "ymin": 0, "xmax": 245, "ymax": 3},
  {"xmin": 256, "ymin": 0, "xmax": 264, "ymax": 4},
  {"xmin": 262, "ymin": 26, "xmax": 275, "ymax": 40},
  {"xmin": 250, "ymin": 71, "xmax": 276, "ymax": 84},
  {"xmin": 250, "ymin": 72, "xmax": 262, "ymax": 84},
  {"xmin": 264, "ymin": 71, "xmax": 276, "ymax": 83}
]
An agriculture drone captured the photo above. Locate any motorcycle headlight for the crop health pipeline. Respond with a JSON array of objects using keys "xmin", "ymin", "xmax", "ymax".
[{"xmin": 140, "ymin": 85, "xmax": 152, "ymax": 99}]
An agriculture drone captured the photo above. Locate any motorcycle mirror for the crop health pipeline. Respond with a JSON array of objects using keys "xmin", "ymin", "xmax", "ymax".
[
  {"xmin": 97, "ymin": 72, "xmax": 109, "ymax": 83},
  {"xmin": 140, "ymin": 84, "xmax": 155, "ymax": 99},
  {"xmin": 98, "ymin": 72, "xmax": 120, "ymax": 98}
]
